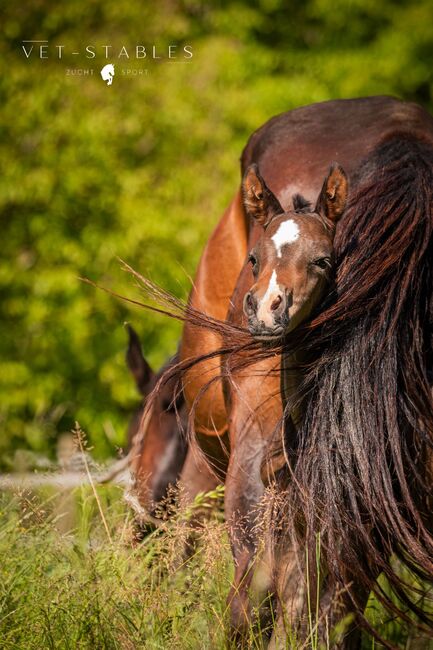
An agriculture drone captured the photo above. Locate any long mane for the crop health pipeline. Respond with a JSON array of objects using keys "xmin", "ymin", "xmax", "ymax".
[{"xmin": 287, "ymin": 133, "xmax": 433, "ymax": 635}]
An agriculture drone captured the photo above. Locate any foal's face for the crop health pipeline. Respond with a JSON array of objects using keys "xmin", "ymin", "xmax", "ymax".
[
  {"xmin": 242, "ymin": 163, "xmax": 348, "ymax": 340},
  {"xmin": 245, "ymin": 212, "xmax": 335, "ymax": 338}
]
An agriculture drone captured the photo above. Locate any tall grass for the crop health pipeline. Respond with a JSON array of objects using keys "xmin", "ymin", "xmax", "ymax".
[
  {"xmin": 0, "ymin": 485, "xmax": 234, "ymax": 650},
  {"xmin": 0, "ymin": 485, "xmax": 430, "ymax": 649}
]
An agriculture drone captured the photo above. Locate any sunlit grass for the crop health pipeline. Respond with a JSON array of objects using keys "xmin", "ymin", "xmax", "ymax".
[
  {"xmin": 0, "ymin": 485, "xmax": 233, "ymax": 649},
  {"xmin": 0, "ymin": 485, "xmax": 431, "ymax": 649}
]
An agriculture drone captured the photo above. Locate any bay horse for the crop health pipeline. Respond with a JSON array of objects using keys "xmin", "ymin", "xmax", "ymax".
[
  {"xmin": 121, "ymin": 325, "xmax": 188, "ymax": 526},
  {"xmin": 176, "ymin": 96, "xmax": 433, "ymax": 646}
]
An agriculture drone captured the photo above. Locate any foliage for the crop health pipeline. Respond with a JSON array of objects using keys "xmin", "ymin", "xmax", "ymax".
[{"xmin": 1, "ymin": 0, "xmax": 433, "ymax": 459}]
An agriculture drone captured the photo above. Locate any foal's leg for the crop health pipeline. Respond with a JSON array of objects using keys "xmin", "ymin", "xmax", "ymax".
[{"xmin": 224, "ymin": 357, "xmax": 282, "ymax": 638}]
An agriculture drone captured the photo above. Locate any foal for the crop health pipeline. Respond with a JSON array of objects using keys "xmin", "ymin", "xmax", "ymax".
[{"xmin": 224, "ymin": 161, "xmax": 348, "ymax": 636}]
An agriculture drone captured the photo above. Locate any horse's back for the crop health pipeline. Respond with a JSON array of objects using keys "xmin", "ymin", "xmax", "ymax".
[{"xmin": 242, "ymin": 96, "xmax": 433, "ymax": 209}]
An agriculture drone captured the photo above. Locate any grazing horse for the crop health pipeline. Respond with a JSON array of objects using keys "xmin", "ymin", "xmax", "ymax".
[
  {"xmin": 176, "ymin": 96, "xmax": 433, "ymax": 646},
  {"xmin": 122, "ymin": 325, "xmax": 188, "ymax": 524}
]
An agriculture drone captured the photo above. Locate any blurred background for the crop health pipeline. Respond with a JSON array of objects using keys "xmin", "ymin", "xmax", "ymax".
[{"xmin": 1, "ymin": 0, "xmax": 433, "ymax": 467}]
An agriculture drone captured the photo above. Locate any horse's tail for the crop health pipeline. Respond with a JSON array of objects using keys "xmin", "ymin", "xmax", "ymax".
[{"xmin": 283, "ymin": 133, "xmax": 433, "ymax": 637}]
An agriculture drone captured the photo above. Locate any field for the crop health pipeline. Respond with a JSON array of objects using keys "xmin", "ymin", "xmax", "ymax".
[
  {"xmin": 3, "ymin": 2, "xmax": 433, "ymax": 648},
  {"xmin": 1, "ymin": 475, "xmax": 431, "ymax": 649},
  {"xmin": 0, "ymin": 480, "xmax": 228, "ymax": 650}
]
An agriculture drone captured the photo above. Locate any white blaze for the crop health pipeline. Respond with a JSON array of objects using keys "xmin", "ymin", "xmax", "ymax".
[
  {"xmin": 271, "ymin": 219, "xmax": 300, "ymax": 257},
  {"xmin": 257, "ymin": 270, "xmax": 280, "ymax": 326}
]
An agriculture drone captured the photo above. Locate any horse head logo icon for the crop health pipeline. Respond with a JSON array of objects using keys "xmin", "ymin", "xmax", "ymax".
[{"xmin": 100, "ymin": 64, "xmax": 115, "ymax": 86}]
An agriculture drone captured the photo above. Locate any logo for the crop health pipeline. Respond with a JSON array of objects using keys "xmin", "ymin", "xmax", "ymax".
[
  {"xmin": 20, "ymin": 41, "xmax": 194, "ymax": 84},
  {"xmin": 100, "ymin": 63, "xmax": 115, "ymax": 85}
]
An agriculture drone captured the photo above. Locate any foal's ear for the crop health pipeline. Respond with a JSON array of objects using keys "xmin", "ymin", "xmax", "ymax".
[
  {"xmin": 125, "ymin": 324, "xmax": 154, "ymax": 396},
  {"xmin": 242, "ymin": 164, "xmax": 283, "ymax": 227},
  {"xmin": 316, "ymin": 163, "xmax": 348, "ymax": 224}
]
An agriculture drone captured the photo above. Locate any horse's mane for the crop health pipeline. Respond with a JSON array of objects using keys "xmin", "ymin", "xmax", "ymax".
[
  {"xmin": 116, "ymin": 133, "xmax": 433, "ymax": 638},
  {"xmin": 286, "ymin": 133, "xmax": 433, "ymax": 636}
]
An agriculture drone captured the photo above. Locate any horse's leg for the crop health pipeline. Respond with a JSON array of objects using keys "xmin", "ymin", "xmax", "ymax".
[
  {"xmin": 271, "ymin": 554, "xmax": 373, "ymax": 650},
  {"xmin": 225, "ymin": 443, "xmax": 266, "ymax": 638},
  {"xmin": 180, "ymin": 190, "xmax": 247, "ymax": 445},
  {"xmin": 178, "ymin": 438, "xmax": 222, "ymax": 506},
  {"xmin": 176, "ymin": 432, "xmax": 228, "ymax": 562},
  {"xmin": 224, "ymin": 357, "xmax": 282, "ymax": 639},
  {"xmin": 268, "ymin": 540, "xmax": 307, "ymax": 650},
  {"xmin": 317, "ymin": 577, "xmax": 372, "ymax": 650},
  {"xmin": 178, "ymin": 189, "xmax": 247, "ymax": 510}
]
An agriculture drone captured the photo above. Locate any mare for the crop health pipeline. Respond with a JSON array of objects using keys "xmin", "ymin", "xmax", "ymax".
[
  {"xmin": 177, "ymin": 97, "xmax": 433, "ymax": 646},
  {"xmin": 244, "ymin": 135, "xmax": 433, "ymax": 647}
]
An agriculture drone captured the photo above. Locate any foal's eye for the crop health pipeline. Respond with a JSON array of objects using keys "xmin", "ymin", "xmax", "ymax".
[
  {"xmin": 248, "ymin": 252, "xmax": 259, "ymax": 274},
  {"xmin": 312, "ymin": 257, "xmax": 331, "ymax": 270}
]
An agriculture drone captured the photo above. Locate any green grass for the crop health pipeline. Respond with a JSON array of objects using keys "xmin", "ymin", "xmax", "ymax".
[
  {"xmin": 0, "ymin": 485, "xmax": 431, "ymax": 649},
  {"xmin": 0, "ymin": 485, "xmax": 234, "ymax": 649}
]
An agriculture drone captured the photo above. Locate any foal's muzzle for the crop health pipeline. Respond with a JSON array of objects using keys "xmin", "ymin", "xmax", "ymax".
[{"xmin": 243, "ymin": 289, "xmax": 289, "ymax": 339}]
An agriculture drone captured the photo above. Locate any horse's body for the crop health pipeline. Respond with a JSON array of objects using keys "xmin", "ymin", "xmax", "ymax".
[{"xmin": 179, "ymin": 96, "xmax": 433, "ymax": 643}]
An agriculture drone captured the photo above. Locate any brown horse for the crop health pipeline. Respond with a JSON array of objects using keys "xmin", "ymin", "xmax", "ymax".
[
  {"xmin": 177, "ymin": 96, "xmax": 433, "ymax": 645},
  {"xmin": 122, "ymin": 325, "xmax": 188, "ymax": 525},
  {"xmin": 223, "ymin": 162, "xmax": 347, "ymax": 639}
]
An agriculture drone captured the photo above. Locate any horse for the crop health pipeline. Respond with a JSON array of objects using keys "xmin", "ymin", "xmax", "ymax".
[
  {"xmin": 175, "ymin": 96, "xmax": 433, "ymax": 646},
  {"xmin": 100, "ymin": 63, "xmax": 115, "ymax": 86},
  {"xmin": 120, "ymin": 325, "xmax": 188, "ymax": 527},
  {"xmin": 264, "ymin": 134, "xmax": 433, "ymax": 648}
]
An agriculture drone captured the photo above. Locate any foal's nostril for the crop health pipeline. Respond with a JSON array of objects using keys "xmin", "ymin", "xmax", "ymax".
[
  {"xmin": 270, "ymin": 295, "xmax": 283, "ymax": 312},
  {"xmin": 244, "ymin": 291, "xmax": 256, "ymax": 315}
]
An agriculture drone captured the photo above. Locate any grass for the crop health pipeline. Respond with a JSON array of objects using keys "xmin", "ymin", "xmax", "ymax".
[
  {"xmin": 0, "ymin": 483, "xmax": 432, "ymax": 649},
  {"xmin": 0, "ymin": 484, "xmax": 234, "ymax": 649}
]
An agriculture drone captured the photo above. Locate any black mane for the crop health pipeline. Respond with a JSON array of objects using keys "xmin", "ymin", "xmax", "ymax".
[{"xmin": 284, "ymin": 134, "xmax": 433, "ymax": 637}]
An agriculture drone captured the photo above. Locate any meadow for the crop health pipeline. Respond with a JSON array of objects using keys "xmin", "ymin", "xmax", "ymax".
[
  {"xmin": 1, "ymin": 475, "xmax": 431, "ymax": 649},
  {"xmin": 2, "ymin": 2, "xmax": 433, "ymax": 648}
]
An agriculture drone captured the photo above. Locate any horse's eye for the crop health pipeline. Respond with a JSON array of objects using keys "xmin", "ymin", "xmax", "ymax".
[
  {"xmin": 248, "ymin": 253, "xmax": 258, "ymax": 274},
  {"xmin": 312, "ymin": 257, "xmax": 331, "ymax": 270}
]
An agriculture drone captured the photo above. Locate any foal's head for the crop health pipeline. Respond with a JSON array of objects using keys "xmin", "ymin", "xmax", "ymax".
[{"xmin": 242, "ymin": 163, "xmax": 348, "ymax": 340}]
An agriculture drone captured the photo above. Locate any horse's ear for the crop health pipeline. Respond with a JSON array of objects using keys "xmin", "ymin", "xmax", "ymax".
[
  {"xmin": 125, "ymin": 324, "xmax": 154, "ymax": 396},
  {"xmin": 242, "ymin": 164, "xmax": 283, "ymax": 227},
  {"xmin": 316, "ymin": 163, "xmax": 348, "ymax": 224}
]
